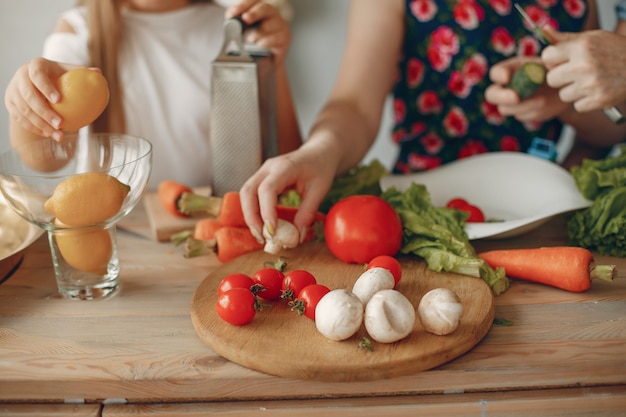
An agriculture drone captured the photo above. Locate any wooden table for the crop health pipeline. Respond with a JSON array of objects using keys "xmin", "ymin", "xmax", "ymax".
[{"xmin": 1, "ymin": 204, "xmax": 625, "ymax": 417}]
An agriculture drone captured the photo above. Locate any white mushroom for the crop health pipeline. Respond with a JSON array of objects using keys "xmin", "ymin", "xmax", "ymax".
[
  {"xmin": 262, "ymin": 219, "xmax": 299, "ymax": 255},
  {"xmin": 364, "ymin": 289, "xmax": 416, "ymax": 343},
  {"xmin": 315, "ymin": 289, "xmax": 364, "ymax": 341},
  {"xmin": 352, "ymin": 267, "xmax": 395, "ymax": 305},
  {"xmin": 418, "ymin": 288, "xmax": 463, "ymax": 336}
]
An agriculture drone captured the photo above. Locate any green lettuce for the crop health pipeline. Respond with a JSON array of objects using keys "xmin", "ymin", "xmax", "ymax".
[
  {"xmin": 382, "ymin": 183, "xmax": 509, "ymax": 295},
  {"xmin": 567, "ymin": 187, "xmax": 626, "ymax": 257},
  {"xmin": 571, "ymin": 145, "xmax": 626, "ymax": 200}
]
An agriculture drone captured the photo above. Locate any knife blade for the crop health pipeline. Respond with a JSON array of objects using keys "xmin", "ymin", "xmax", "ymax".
[{"xmin": 513, "ymin": 3, "xmax": 625, "ymax": 124}]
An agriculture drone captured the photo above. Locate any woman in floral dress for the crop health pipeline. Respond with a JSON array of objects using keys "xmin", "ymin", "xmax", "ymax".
[{"xmin": 239, "ymin": 0, "xmax": 626, "ymax": 245}]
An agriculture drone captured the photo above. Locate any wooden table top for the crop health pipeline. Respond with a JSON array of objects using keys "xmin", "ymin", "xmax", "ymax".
[{"xmin": 0, "ymin": 204, "xmax": 625, "ymax": 416}]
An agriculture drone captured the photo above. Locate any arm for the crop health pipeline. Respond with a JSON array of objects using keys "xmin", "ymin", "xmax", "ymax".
[{"xmin": 239, "ymin": 0, "xmax": 405, "ymax": 242}]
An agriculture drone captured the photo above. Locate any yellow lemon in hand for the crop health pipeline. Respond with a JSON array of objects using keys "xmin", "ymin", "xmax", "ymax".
[
  {"xmin": 50, "ymin": 68, "xmax": 109, "ymax": 132},
  {"xmin": 54, "ymin": 221, "xmax": 113, "ymax": 275},
  {"xmin": 44, "ymin": 172, "xmax": 130, "ymax": 227}
]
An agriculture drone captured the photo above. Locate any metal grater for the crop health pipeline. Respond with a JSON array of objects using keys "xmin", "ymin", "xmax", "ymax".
[{"xmin": 209, "ymin": 17, "xmax": 278, "ymax": 196}]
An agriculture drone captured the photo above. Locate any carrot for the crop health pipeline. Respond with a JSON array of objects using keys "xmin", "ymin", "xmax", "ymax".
[
  {"xmin": 183, "ymin": 226, "xmax": 263, "ymax": 262},
  {"xmin": 158, "ymin": 180, "xmax": 193, "ymax": 218},
  {"xmin": 477, "ymin": 246, "xmax": 616, "ymax": 292},
  {"xmin": 216, "ymin": 192, "xmax": 246, "ymax": 227},
  {"xmin": 193, "ymin": 218, "xmax": 222, "ymax": 240},
  {"xmin": 213, "ymin": 226, "xmax": 263, "ymax": 263}
]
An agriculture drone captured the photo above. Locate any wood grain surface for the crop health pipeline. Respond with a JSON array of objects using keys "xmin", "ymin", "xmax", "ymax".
[{"xmin": 191, "ymin": 242, "xmax": 495, "ymax": 382}]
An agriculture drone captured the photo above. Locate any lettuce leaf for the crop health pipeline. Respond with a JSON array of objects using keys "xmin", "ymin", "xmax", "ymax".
[
  {"xmin": 571, "ymin": 145, "xmax": 626, "ymax": 200},
  {"xmin": 382, "ymin": 183, "xmax": 509, "ymax": 295},
  {"xmin": 567, "ymin": 187, "xmax": 626, "ymax": 257}
]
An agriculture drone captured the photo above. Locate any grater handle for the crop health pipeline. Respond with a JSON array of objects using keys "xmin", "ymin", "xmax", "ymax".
[{"xmin": 219, "ymin": 17, "xmax": 252, "ymax": 59}]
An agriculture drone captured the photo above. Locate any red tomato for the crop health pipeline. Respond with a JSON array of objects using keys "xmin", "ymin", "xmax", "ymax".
[
  {"xmin": 293, "ymin": 284, "xmax": 331, "ymax": 320},
  {"xmin": 366, "ymin": 255, "xmax": 402, "ymax": 287},
  {"xmin": 281, "ymin": 270, "xmax": 317, "ymax": 301},
  {"xmin": 215, "ymin": 287, "xmax": 257, "ymax": 325},
  {"xmin": 252, "ymin": 268, "xmax": 285, "ymax": 300},
  {"xmin": 324, "ymin": 195, "xmax": 403, "ymax": 264},
  {"xmin": 217, "ymin": 273, "xmax": 254, "ymax": 297},
  {"xmin": 446, "ymin": 198, "xmax": 485, "ymax": 222}
]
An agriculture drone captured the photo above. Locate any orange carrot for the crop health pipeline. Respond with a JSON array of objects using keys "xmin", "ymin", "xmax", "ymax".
[
  {"xmin": 213, "ymin": 226, "xmax": 263, "ymax": 263},
  {"xmin": 193, "ymin": 218, "xmax": 222, "ymax": 241},
  {"xmin": 158, "ymin": 180, "xmax": 192, "ymax": 218},
  {"xmin": 477, "ymin": 247, "xmax": 616, "ymax": 292},
  {"xmin": 216, "ymin": 192, "xmax": 246, "ymax": 227}
]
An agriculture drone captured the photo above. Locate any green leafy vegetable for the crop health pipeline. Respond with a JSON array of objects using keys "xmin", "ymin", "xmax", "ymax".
[
  {"xmin": 319, "ymin": 159, "xmax": 387, "ymax": 213},
  {"xmin": 570, "ymin": 145, "xmax": 626, "ymax": 200},
  {"xmin": 567, "ymin": 187, "xmax": 626, "ymax": 257},
  {"xmin": 382, "ymin": 183, "xmax": 509, "ymax": 295}
]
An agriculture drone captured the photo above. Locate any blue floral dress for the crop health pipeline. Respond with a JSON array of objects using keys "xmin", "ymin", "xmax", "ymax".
[{"xmin": 392, "ymin": 0, "xmax": 589, "ymax": 173}]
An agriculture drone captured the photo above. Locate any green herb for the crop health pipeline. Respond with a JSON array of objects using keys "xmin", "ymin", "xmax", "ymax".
[{"xmin": 493, "ymin": 318, "xmax": 513, "ymax": 326}]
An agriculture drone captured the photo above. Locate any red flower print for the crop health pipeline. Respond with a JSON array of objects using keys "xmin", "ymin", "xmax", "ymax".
[
  {"xmin": 489, "ymin": 0, "xmax": 511, "ymax": 15},
  {"xmin": 491, "ymin": 27, "xmax": 516, "ymax": 56},
  {"xmin": 517, "ymin": 36, "xmax": 541, "ymax": 56},
  {"xmin": 408, "ymin": 153, "xmax": 442, "ymax": 170},
  {"xmin": 395, "ymin": 161, "xmax": 411, "ymax": 174},
  {"xmin": 564, "ymin": 0, "xmax": 586, "ymax": 18},
  {"xmin": 409, "ymin": 0, "xmax": 438, "ymax": 22},
  {"xmin": 443, "ymin": 107, "xmax": 469, "ymax": 137},
  {"xmin": 431, "ymin": 26, "xmax": 460, "ymax": 55},
  {"xmin": 427, "ymin": 46, "xmax": 453, "ymax": 72},
  {"xmin": 392, "ymin": 129, "xmax": 407, "ymax": 144},
  {"xmin": 500, "ymin": 135, "xmax": 520, "ymax": 151},
  {"xmin": 407, "ymin": 58, "xmax": 425, "ymax": 88},
  {"xmin": 448, "ymin": 71, "xmax": 472, "ymax": 98},
  {"xmin": 458, "ymin": 140, "xmax": 488, "ymax": 159},
  {"xmin": 417, "ymin": 91, "xmax": 443, "ymax": 114},
  {"xmin": 481, "ymin": 101, "xmax": 504, "ymax": 125},
  {"xmin": 420, "ymin": 132, "xmax": 444, "ymax": 154},
  {"xmin": 410, "ymin": 121, "xmax": 427, "ymax": 136},
  {"xmin": 523, "ymin": 120, "xmax": 542, "ymax": 132},
  {"xmin": 394, "ymin": 98, "xmax": 406, "ymax": 124},
  {"xmin": 453, "ymin": 0, "xmax": 485, "ymax": 30},
  {"xmin": 462, "ymin": 53, "xmax": 488, "ymax": 85},
  {"xmin": 524, "ymin": 5, "xmax": 551, "ymax": 29}
]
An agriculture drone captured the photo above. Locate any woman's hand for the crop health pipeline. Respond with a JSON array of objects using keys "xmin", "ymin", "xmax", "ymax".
[
  {"xmin": 485, "ymin": 55, "xmax": 570, "ymax": 123},
  {"xmin": 239, "ymin": 144, "xmax": 337, "ymax": 245},
  {"xmin": 4, "ymin": 58, "xmax": 76, "ymax": 141},
  {"xmin": 225, "ymin": 0, "xmax": 292, "ymax": 64}
]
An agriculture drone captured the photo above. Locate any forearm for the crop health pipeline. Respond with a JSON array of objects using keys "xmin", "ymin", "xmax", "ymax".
[
  {"xmin": 303, "ymin": 98, "xmax": 381, "ymax": 178},
  {"xmin": 559, "ymin": 104, "xmax": 626, "ymax": 147}
]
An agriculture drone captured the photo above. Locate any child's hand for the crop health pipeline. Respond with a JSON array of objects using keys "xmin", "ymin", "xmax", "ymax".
[
  {"xmin": 484, "ymin": 55, "xmax": 569, "ymax": 123},
  {"xmin": 4, "ymin": 58, "xmax": 76, "ymax": 141},
  {"xmin": 225, "ymin": 0, "xmax": 292, "ymax": 64}
]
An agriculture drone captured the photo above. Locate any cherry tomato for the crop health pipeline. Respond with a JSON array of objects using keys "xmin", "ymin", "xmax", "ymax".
[
  {"xmin": 281, "ymin": 269, "xmax": 317, "ymax": 301},
  {"xmin": 324, "ymin": 195, "xmax": 403, "ymax": 264},
  {"xmin": 217, "ymin": 273, "xmax": 254, "ymax": 297},
  {"xmin": 366, "ymin": 255, "xmax": 402, "ymax": 287},
  {"xmin": 292, "ymin": 284, "xmax": 331, "ymax": 320},
  {"xmin": 445, "ymin": 198, "xmax": 485, "ymax": 223},
  {"xmin": 252, "ymin": 268, "xmax": 285, "ymax": 300},
  {"xmin": 215, "ymin": 287, "xmax": 257, "ymax": 325}
]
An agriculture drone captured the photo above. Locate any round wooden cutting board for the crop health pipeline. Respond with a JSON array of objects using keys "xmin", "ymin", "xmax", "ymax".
[{"xmin": 190, "ymin": 242, "xmax": 495, "ymax": 382}]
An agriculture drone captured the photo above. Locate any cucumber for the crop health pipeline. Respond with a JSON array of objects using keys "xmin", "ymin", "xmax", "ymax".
[{"xmin": 507, "ymin": 62, "xmax": 546, "ymax": 100}]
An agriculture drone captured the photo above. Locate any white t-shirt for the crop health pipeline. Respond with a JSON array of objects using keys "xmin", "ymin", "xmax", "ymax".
[{"xmin": 43, "ymin": 4, "xmax": 226, "ymax": 190}]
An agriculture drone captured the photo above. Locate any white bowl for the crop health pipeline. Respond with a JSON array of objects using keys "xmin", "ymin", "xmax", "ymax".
[{"xmin": 380, "ymin": 152, "xmax": 592, "ymax": 240}]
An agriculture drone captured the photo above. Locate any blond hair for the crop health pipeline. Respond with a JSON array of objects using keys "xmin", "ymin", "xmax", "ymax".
[{"xmin": 76, "ymin": 0, "xmax": 210, "ymax": 133}]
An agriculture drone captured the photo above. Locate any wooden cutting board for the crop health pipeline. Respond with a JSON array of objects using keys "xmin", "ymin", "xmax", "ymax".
[
  {"xmin": 191, "ymin": 242, "xmax": 495, "ymax": 382},
  {"xmin": 143, "ymin": 187, "xmax": 212, "ymax": 242}
]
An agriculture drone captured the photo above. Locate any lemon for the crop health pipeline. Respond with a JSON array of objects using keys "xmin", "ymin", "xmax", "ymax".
[
  {"xmin": 44, "ymin": 172, "xmax": 130, "ymax": 227},
  {"xmin": 54, "ymin": 221, "xmax": 113, "ymax": 275},
  {"xmin": 50, "ymin": 68, "xmax": 109, "ymax": 132}
]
